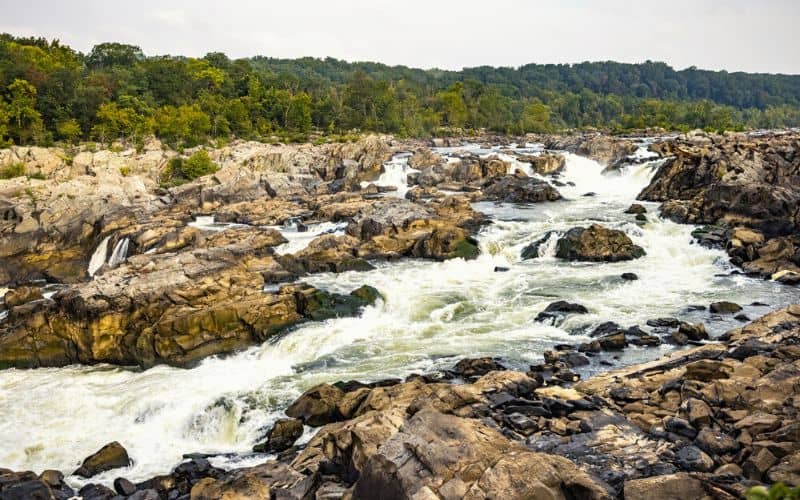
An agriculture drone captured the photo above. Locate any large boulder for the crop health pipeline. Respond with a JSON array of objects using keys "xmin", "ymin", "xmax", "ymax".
[
  {"xmin": 352, "ymin": 409, "xmax": 609, "ymax": 499},
  {"xmin": 73, "ymin": 441, "xmax": 131, "ymax": 478},
  {"xmin": 482, "ymin": 176, "xmax": 562, "ymax": 203},
  {"xmin": 253, "ymin": 418, "xmax": 304, "ymax": 453},
  {"xmin": 285, "ymin": 384, "xmax": 346, "ymax": 427},
  {"xmin": 555, "ymin": 224, "xmax": 645, "ymax": 262}
]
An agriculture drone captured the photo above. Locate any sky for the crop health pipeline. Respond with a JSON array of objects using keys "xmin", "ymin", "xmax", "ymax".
[{"xmin": 1, "ymin": 0, "xmax": 798, "ymax": 74}]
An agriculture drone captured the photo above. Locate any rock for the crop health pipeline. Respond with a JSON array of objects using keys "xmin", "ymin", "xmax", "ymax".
[
  {"xmin": 113, "ymin": 477, "xmax": 137, "ymax": 496},
  {"xmin": 743, "ymin": 448, "xmax": 778, "ymax": 481},
  {"xmin": 285, "ymin": 384, "xmax": 345, "ymax": 427},
  {"xmin": 535, "ymin": 301, "xmax": 588, "ymax": 322},
  {"xmin": 189, "ymin": 461, "xmax": 312, "ymax": 500},
  {"xmin": 545, "ymin": 134, "xmax": 637, "ymax": 165},
  {"xmin": 3, "ymin": 287, "xmax": 43, "ymax": 307},
  {"xmin": 555, "ymin": 224, "xmax": 645, "ymax": 262},
  {"xmin": 621, "ymin": 272, "xmax": 639, "ymax": 280},
  {"xmin": 351, "ymin": 409, "xmax": 609, "ymax": 499},
  {"xmin": 544, "ymin": 350, "xmax": 590, "ymax": 368},
  {"xmin": 695, "ymin": 428, "xmax": 739, "ymax": 456},
  {"xmin": 647, "ymin": 317, "xmax": 680, "ymax": 328},
  {"xmin": 709, "ymin": 301, "xmax": 743, "ymax": 314},
  {"xmin": 676, "ymin": 445, "xmax": 714, "ymax": 472},
  {"xmin": 625, "ymin": 203, "xmax": 647, "ymax": 215},
  {"xmin": 77, "ymin": 483, "xmax": 116, "ymax": 500},
  {"xmin": 683, "ymin": 359, "xmax": 731, "ymax": 381},
  {"xmin": 452, "ymin": 357, "xmax": 506, "ymax": 378},
  {"xmin": 678, "ymin": 322, "xmax": 708, "ymax": 341},
  {"xmin": 0, "ymin": 479, "xmax": 57, "ymax": 500},
  {"xmin": 73, "ymin": 441, "xmax": 131, "ymax": 478},
  {"xmin": 481, "ymin": 176, "xmax": 562, "ymax": 203},
  {"xmin": 253, "ymin": 418, "xmax": 304, "ymax": 453},
  {"xmin": 767, "ymin": 451, "xmax": 800, "ymax": 485},
  {"xmin": 684, "ymin": 398, "xmax": 713, "ymax": 428},
  {"xmin": 408, "ymin": 149, "xmax": 444, "ymax": 169},
  {"xmin": 528, "ymin": 153, "xmax": 566, "ymax": 175},
  {"xmin": 664, "ymin": 416, "xmax": 698, "ymax": 439},
  {"xmin": 599, "ymin": 331, "xmax": 628, "ymax": 351},
  {"xmin": 127, "ymin": 489, "xmax": 159, "ymax": 500},
  {"xmin": 623, "ymin": 473, "xmax": 706, "ymax": 500}
]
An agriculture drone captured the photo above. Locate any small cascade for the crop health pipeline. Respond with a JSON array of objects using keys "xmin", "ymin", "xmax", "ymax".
[
  {"xmin": 108, "ymin": 238, "xmax": 130, "ymax": 268},
  {"xmin": 538, "ymin": 232, "xmax": 560, "ymax": 258},
  {"xmin": 368, "ymin": 153, "xmax": 418, "ymax": 197},
  {"xmin": 88, "ymin": 236, "xmax": 111, "ymax": 277}
]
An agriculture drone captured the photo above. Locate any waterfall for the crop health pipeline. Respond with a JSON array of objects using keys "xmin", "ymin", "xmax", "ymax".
[
  {"xmin": 369, "ymin": 153, "xmax": 417, "ymax": 197},
  {"xmin": 87, "ymin": 236, "xmax": 111, "ymax": 277},
  {"xmin": 108, "ymin": 238, "xmax": 130, "ymax": 268}
]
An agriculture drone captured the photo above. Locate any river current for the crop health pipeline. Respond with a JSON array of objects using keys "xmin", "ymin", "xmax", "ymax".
[{"xmin": 1, "ymin": 143, "xmax": 798, "ymax": 487}]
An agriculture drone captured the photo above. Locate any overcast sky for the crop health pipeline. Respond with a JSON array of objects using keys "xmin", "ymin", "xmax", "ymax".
[{"xmin": 2, "ymin": 0, "xmax": 798, "ymax": 74}]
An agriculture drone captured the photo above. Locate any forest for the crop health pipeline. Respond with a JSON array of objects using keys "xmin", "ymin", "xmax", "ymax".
[{"xmin": 1, "ymin": 33, "xmax": 800, "ymax": 148}]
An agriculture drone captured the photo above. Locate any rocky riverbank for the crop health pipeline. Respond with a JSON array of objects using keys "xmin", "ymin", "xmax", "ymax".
[
  {"xmin": 638, "ymin": 129, "xmax": 800, "ymax": 284},
  {"xmin": 1, "ymin": 304, "xmax": 797, "ymax": 499}
]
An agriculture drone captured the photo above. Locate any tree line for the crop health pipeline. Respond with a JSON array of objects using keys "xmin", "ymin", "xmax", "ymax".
[{"xmin": 1, "ymin": 34, "xmax": 799, "ymax": 148}]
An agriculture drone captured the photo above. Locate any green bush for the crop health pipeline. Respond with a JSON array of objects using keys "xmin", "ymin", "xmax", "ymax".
[
  {"xmin": 0, "ymin": 163, "xmax": 26, "ymax": 179},
  {"xmin": 180, "ymin": 151, "xmax": 218, "ymax": 179},
  {"xmin": 747, "ymin": 483, "xmax": 800, "ymax": 500},
  {"xmin": 162, "ymin": 150, "xmax": 218, "ymax": 187}
]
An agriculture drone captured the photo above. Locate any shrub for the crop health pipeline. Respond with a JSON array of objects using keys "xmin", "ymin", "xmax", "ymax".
[
  {"xmin": 0, "ymin": 163, "xmax": 26, "ymax": 179},
  {"xmin": 180, "ymin": 151, "xmax": 218, "ymax": 180},
  {"xmin": 162, "ymin": 150, "xmax": 218, "ymax": 187},
  {"xmin": 119, "ymin": 166, "xmax": 131, "ymax": 177},
  {"xmin": 747, "ymin": 483, "xmax": 800, "ymax": 500}
]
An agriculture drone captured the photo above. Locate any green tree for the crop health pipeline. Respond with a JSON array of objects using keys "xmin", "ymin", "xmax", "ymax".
[
  {"xmin": 56, "ymin": 118, "xmax": 82, "ymax": 143},
  {"xmin": 0, "ymin": 101, "xmax": 9, "ymax": 145},
  {"xmin": 154, "ymin": 105, "xmax": 211, "ymax": 146},
  {"xmin": 286, "ymin": 92, "xmax": 312, "ymax": 132},
  {"xmin": 518, "ymin": 101, "xmax": 553, "ymax": 133},
  {"xmin": 91, "ymin": 102, "xmax": 152, "ymax": 143},
  {"xmin": 435, "ymin": 83, "xmax": 467, "ymax": 128},
  {"xmin": 6, "ymin": 79, "xmax": 43, "ymax": 144}
]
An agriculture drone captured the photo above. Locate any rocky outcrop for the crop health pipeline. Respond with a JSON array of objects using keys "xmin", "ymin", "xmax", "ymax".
[
  {"xmin": 524, "ymin": 153, "xmax": 566, "ymax": 175},
  {"xmin": 638, "ymin": 131, "xmax": 800, "ymax": 280},
  {"xmin": 0, "ymin": 231, "xmax": 380, "ymax": 368},
  {"xmin": 0, "ymin": 136, "xmax": 398, "ymax": 286},
  {"xmin": 544, "ymin": 134, "xmax": 638, "ymax": 166},
  {"xmin": 555, "ymin": 224, "xmax": 646, "ymax": 262},
  {"xmin": 482, "ymin": 175, "xmax": 563, "ymax": 203}
]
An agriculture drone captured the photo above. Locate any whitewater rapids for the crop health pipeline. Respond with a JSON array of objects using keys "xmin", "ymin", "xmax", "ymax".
[{"xmin": 1, "ymin": 148, "xmax": 799, "ymax": 487}]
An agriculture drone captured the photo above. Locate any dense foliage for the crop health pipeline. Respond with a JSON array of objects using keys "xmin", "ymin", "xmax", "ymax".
[{"xmin": 1, "ymin": 34, "xmax": 799, "ymax": 147}]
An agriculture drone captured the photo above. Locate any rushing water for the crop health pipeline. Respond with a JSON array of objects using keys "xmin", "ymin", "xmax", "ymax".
[{"xmin": 1, "ymin": 148, "xmax": 799, "ymax": 487}]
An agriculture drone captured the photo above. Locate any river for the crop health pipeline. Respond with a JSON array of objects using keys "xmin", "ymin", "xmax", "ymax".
[{"xmin": 1, "ymin": 144, "xmax": 798, "ymax": 487}]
